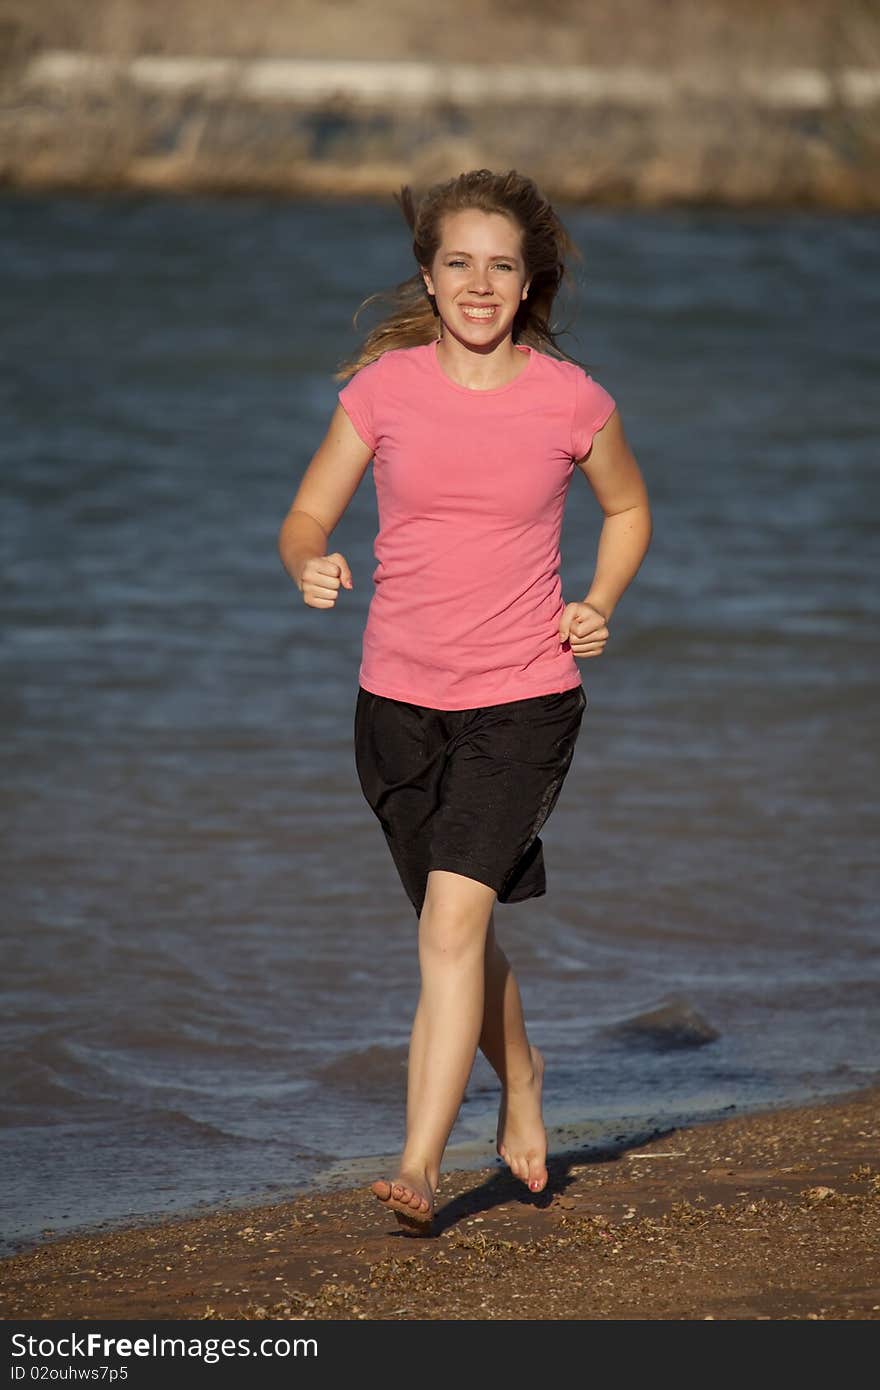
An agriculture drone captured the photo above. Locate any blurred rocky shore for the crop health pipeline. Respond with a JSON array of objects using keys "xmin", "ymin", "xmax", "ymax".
[{"xmin": 1, "ymin": 0, "xmax": 879, "ymax": 206}]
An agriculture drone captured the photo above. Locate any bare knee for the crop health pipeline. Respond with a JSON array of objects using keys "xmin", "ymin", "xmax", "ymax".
[
  {"xmin": 484, "ymin": 921, "xmax": 510, "ymax": 980},
  {"xmin": 420, "ymin": 870, "xmax": 496, "ymax": 962}
]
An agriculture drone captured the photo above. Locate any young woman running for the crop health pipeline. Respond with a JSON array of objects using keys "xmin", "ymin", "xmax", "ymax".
[{"xmin": 278, "ymin": 168, "xmax": 652, "ymax": 1236}]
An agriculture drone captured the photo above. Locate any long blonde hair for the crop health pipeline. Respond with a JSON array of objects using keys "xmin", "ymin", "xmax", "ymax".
[{"xmin": 334, "ymin": 168, "xmax": 588, "ymax": 382}]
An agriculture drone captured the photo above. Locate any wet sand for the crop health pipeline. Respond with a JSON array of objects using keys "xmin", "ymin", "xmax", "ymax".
[{"xmin": 2, "ymin": 1083, "xmax": 879, "ymax": 1321}]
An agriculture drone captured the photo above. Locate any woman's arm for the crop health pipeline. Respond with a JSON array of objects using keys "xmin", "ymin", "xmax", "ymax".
[
  {"xmin": 574, "ymin": 408, "xmax": 652, "ymax": 622},
  {"xmin": 278, "ymin": 403, "xmax": 374, "ymax": 605},
  {"xmin": 559, "ymin": 409, "xmax": 651, "ymax": 658}
]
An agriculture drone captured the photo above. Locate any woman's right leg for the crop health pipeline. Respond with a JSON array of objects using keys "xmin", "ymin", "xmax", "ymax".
[
  {"xmin": 478, "ymin": 909, "xmax": 548, "ymax": 1193},
  {"xmin": 371, "ymin": 868, "xmax": 496, "ymax": 1231}
]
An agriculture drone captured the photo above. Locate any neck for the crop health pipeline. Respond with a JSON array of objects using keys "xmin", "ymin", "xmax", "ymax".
[{"xmin": 436, "ymin": 331, "xmax": 526, "ymax": 390}]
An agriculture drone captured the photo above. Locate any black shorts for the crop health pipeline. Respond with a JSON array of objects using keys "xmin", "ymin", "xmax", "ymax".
[{"xmin": 354, "ymin": 683, "xmax": 587, "ymax": 917}]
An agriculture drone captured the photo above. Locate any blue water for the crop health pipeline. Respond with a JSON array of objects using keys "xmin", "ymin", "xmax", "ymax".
[{"xmin": 1, "ymin": 195, "xmax": 878, "ymax": 1254}]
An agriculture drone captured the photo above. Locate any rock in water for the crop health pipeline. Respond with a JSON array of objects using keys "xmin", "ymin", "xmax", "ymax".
[{"xmin": 604, "ymin": 997, "xmax": 720, "ymax": 1050}]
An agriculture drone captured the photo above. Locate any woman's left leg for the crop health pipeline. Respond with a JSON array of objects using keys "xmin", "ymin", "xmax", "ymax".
[{"xmin": 478, "ymin": 909, "xmax": 548, "ymax": 1193}]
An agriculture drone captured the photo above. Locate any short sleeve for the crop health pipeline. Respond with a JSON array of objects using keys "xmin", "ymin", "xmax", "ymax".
[
  {"xmin": 571, "ymin": 370, "xmax": 616, "ymax": 461},
  {"xmin": 338, "ymin": 357, "xmax": 382, "ymax": 454}
]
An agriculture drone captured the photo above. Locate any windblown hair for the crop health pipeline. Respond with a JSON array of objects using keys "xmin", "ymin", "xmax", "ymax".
[{"xmin": 333, "ymin": 168, "xmax": 587, "ymax": 382}]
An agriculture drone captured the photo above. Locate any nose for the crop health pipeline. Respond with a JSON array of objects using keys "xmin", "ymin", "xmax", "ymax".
[{"xmin": 468, "ymin": 267, "xmax": 492, "ymax": 293}]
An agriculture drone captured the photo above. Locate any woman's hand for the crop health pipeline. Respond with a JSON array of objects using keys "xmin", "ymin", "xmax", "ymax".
[
  {"xmin": 300, "ymin": 552, "xmax": 353, "ymax": 608},
  {"xmin": 559, "ymin": 601, "xmax": 609, "ymax": 658}
]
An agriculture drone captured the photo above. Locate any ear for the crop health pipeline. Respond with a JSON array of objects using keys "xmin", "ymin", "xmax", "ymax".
[
  {"xmin": 422, "ymin": 268, "xmax": 435, "ymax": 297},
  {"xmin": 522, "ymin": 279, "xmax": 531, "ymax": 300}
]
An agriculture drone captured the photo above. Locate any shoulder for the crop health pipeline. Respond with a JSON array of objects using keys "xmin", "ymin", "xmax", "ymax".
[
  {"xmin": 529, "ymin": 348, "xmax": 607, "ymax": 393},
  {"xmin": 343, "ymin": 343, "xmax": 431, "ymax": 385},
  {"xmin": 528, "ymin": 348, "xmax": 582, "ymax": 380},
  {"xmin": 545, "ymin": 353, "xmax": 616, "ymax": 458},
  {"xmin": 529, "ymin": 349, "xmax": 615, "ymax": 417}
]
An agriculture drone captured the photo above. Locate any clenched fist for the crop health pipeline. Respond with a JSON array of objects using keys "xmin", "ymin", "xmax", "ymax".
[
  {"xmin": 300, "ymin": 552, "xmax": 353, "ymax": 608},
  {"xmin": 559, "ymin": 601, "xmax": 610, "ymax": 658}
]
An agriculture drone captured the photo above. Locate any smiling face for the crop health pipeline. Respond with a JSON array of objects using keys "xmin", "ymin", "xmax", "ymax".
[{"xmin": 421, "ymin": 208, "xmax": 531, "ymax": 349}]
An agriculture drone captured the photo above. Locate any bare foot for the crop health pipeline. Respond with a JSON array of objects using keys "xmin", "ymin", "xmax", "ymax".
[
  {"xmin": 371, "ymin": 1169, "xmax": 436, "ymax": 1237},
  {"xmin": 496, "ymin": 1043, "xmax": 548, "ymax": 1194}
]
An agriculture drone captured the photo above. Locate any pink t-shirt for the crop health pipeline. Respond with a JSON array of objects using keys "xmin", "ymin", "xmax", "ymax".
[{"xmin": 338, "ymin": 340, "xmax": 616, "ymax": 709}]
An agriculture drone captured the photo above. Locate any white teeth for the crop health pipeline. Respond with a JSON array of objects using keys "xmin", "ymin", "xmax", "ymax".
[{"xmin": 461, "ymin": 307, "xmax": 497, "ymax": 318}]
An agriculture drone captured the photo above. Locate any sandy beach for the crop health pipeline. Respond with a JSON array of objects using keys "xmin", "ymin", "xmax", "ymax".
[{"xmin": 3, "ymin": 1082, "xmax": 878, "ymax": 1322}]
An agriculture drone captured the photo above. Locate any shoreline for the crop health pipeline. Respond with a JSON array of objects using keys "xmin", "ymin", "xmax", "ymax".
[
  {"xmin": 3, "ymin": 50, "xmax": 880, "ymax": 209},
  {"xmin": 3, "ymin": 1079, "xmax": 878, "ymax": 1321},
  {"xmin": 2, "ymin": 1077, "xmax": 869, "ymax": 1263}
]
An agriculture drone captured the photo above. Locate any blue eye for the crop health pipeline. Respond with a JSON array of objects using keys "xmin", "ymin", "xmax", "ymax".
[{"xmin": 447, "ymin": 260, "xmax": 514, "ymax": 270}]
